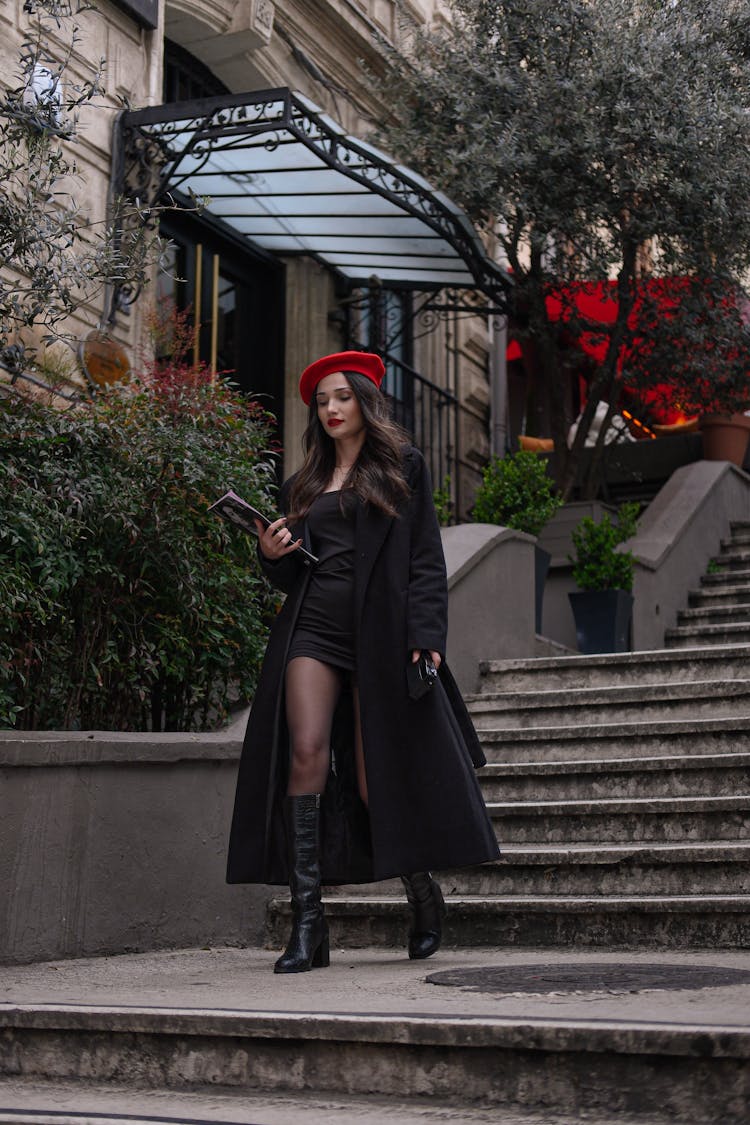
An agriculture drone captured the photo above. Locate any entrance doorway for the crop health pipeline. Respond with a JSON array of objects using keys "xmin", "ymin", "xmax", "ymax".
[{"xmin": 157, "ymin": 211, "xmax": 285, "ymax": 429}]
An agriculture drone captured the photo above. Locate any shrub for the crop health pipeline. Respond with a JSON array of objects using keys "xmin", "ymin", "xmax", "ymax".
[
  {"xmin": 472, "ymin": 450, "xmax": 561, "ymax": 537},
  {"xmin": 0, "ymin": 370, "xmax": 278, "ymax": 731},
  {"xmin": 569, "ymin": 502, "xmax": 640, "ymax": 593}
]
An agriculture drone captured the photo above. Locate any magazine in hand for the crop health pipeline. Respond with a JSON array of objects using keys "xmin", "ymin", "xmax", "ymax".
[{"xmin": 208, "ymin": 489, "xmax": 318, "ymax": 566}]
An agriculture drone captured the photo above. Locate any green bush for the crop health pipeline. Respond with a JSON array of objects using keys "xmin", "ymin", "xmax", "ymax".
[
  {"xmin": 0, "ymin": 370, "xmax": 278, "ymax": 731},
  {"xmin": 472, "ymin": 450, "xmax": 561, "ymax": 537},
  {"xmin": 569, "ymin": 502, "xmax": 640, "ymax": 593}
]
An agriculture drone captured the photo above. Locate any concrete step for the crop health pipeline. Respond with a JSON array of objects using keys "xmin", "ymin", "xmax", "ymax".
[
  {"xmin": 486, "ymin": 795, "xmax": 750, "ymax": 844},
  {"xmin": 478, "ymin": 753, "xmax": 750, "ymax": 801},
  {"xmin": 0, "ymin": 1078, "xmax": 559, "ymax": 1125},
  {"xmin": 446, "ymin": 843, "xmax": 750, "ymax": 897},
  {"xmin": 677, "ymin": 604, "xmax": 750, "ymax": 626},
  {"xmin": 323, "ymin": 843, "xmax": 750, "ymax": 898},
  {"xmin": 689, "ymin": 582, "xmax": 750, "ymax": 606},
  {"xmin": 479, "ymin": 715, "xmax": 750, "ymax": 763},
  {"xmin": 701, "ymin": 566, "xmax": 750, "ymax": 586},
  {"xmin": 467, "ymin": 680, "xmax": 750, "ymax": 729},
  {"xmin": 665, "ymin": 623, "xmax": 750, "ymax": 647},
  {"xmin": 477, "ymin": 644, "xmax": 750, "ymax": 693},
  {"xmin": 269, "ymin": 894, "xmax": 750, "ymax": 951},
  {"xmin": 4, "ymin": 1000, "xmax": 750, "ymax": 1124},
  {"xmin": 723, "ymin": 533, "xmax": 750, "ymax": 549},
  {"xmin": 714, "ymin": 548, "xmax": 750, "ymax": 568}
]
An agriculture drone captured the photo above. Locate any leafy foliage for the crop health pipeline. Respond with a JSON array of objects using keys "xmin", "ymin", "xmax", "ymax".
[
  {"xmin": 432, "ymin": 474, "xmax": 453, "ymax": 527},
  {"xmin": 569, "ymin": 502, "xmax": 639, "ymax": 593},
  {"xmin": 625, "ymin": 278, "xmax": 750, "ymax": 417},
  {"xmin": 472, "ymin": 450, "xmax": 561, "ymax": 537},
  {"xmin": 379, "ymin": 0, "xmax": 750, "ymax": 495},
  {"xmin": 0, "ymin": 366, "xmax": 279, "ymax": 731},
  {"xmin": 0, "ymin": 1, "xmax": 163, "ymax": 371}
]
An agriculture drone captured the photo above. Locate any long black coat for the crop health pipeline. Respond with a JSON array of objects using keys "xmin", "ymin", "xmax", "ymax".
[{"xmin": 226, "ymin": 447, "xmax": 500, "ymax": 885}]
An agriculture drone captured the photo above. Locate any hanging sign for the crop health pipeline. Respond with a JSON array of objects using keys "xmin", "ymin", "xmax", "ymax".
[
  {"xmin": 112, "ymin": 1, "xmax": 159, "ymax": 30},
  {"xmin": 79, "ymin": 330, "xmax": 132, "ymax": 388}
]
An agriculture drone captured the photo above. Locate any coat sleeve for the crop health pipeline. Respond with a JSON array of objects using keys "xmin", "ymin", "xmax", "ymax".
[
  {"xmin": 405, "ymin": 450, "xmax": 448, "ymax": 656},
  {"xmin": 256, "ymin": 477, "xmax": 305, "ymax": 595}
]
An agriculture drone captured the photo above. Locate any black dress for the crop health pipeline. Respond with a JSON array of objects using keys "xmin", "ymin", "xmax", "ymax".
[{"xmin": 286, "ymin": 490, "xmax": 356, "ymax": 672}]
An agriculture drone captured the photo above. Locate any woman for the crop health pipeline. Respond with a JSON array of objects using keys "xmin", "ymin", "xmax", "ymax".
[{"xmin": 226, "ymin": 350, "xmax": 500, "ymax": 973}]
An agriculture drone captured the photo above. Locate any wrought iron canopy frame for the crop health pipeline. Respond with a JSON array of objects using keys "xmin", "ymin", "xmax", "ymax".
[{"xmin": 115, "ymin": 86, "xmax": 510, "ymax": 303}]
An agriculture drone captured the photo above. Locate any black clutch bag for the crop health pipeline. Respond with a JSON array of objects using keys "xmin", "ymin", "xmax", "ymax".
[{"xmin": 407, "ymin": 651, "xmax": 438, "ymax": 701}]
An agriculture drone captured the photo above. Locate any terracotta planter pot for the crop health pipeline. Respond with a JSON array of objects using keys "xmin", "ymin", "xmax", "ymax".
[{"xmin": 699, "ymin": 414, "xmax": 750, "ymax": 467}]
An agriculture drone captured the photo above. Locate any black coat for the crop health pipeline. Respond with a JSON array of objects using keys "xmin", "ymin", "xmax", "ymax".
[{"xmin": 226, "ymin": 447, "xmax": 500, "ymax": 885}]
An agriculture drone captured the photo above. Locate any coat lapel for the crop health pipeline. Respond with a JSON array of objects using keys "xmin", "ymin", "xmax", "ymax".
[{"xmin": 354, "ymin": 501, "xmax": 393, "ymax": 620}]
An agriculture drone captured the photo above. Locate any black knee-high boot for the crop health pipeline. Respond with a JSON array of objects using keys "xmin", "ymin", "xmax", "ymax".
[
  {"xmin": 400, "ymin": 872, "xmax": 446, "ymax": 960},
  {"xmin": 274, "ymin": 794, "xmax": 330, "ymax": 974}
]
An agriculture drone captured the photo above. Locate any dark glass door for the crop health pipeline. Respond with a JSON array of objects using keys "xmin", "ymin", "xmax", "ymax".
[{"xmin": 157, "ymin": 213, "xmax": 285, "ymax": 428}]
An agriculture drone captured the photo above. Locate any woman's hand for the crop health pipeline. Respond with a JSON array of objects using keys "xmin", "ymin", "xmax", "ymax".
[
  {"xmin": 256, "ymin": 517, "xmax": 303, "ymax": 561},
  {"xmin": 411, "ymin": 649, "xmax": 441, "ymax": 671}
]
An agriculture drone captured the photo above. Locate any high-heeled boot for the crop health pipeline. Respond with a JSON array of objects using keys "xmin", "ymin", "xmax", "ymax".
[
  {"xmin": 400, "ymin": 872, "xmax": 446, "ymax": 960},
  {"xmin": 274, "ymin": 793, "xmax": 330, "ymax": 974}
]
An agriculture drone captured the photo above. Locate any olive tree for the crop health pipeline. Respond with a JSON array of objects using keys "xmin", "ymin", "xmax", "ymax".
[
  {"xmin": 0, "ymin": 1, "xmax": 158, "ymax": 375},
  {"xmin": 380, "ymin": 0, "xmax": 750, "ymax": 496}
]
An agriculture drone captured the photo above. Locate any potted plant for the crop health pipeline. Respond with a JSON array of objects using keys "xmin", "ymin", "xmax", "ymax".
[
  {"xmin": 472, "ymin": 450, "xmax": 562, "ymax": 633},
  {"xmin": 568, "ymin": 502, "xmax": 639, "ymax": 654},
  {"xmin": 633, "ymin": 279, "xmax": 750, "ymax": 465}
]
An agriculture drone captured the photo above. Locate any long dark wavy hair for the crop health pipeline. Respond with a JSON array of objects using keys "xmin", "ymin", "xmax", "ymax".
[{"xmin": 287, "ymin": 372, "xmax": 411, "ymax": 520}]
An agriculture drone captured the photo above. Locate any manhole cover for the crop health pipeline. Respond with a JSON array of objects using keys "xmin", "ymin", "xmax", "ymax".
[{"xmin": 426, "ymin": 963, "xmax": 750, "ymax": 995}]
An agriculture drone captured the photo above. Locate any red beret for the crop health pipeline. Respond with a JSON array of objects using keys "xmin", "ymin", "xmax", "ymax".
[{"xmin": 299, "ymin": 350, "xmax": 385, "ymax": 405}]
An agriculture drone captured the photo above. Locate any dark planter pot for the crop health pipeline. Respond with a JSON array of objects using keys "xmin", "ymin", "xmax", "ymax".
[
  {"xmin": 568, "ymin": 589, "xmax": 634, "ymax": 655},
  {"xmin": 534, "ymin": 544, "xmax": 551, "ymax": 635}
]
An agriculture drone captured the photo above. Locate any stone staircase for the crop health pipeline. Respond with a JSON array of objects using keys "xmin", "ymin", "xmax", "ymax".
[
  {"xmin": 266, "ymin": 532, "xmax": 750, "ymax": 951},
  {"xmin": 666, "ymin": 520, "xmax": 750, "ymax": 648}
]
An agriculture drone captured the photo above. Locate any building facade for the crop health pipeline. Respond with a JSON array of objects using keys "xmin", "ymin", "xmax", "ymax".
[{"xmin": 1, "ymin": 1, "xmax": 507, "ymax": 516}]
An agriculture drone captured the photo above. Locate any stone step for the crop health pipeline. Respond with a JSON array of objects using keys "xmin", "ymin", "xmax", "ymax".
[
  {"xmin": 485, "ymin": 795, "xmax": 750, "ymax": 844},
  {"xmin": 323, "ymin": 843, "xmax": 750, "ymax": 898},
  {"xmin": 269, "ymin": 894, "xmax": 750, "ymax": 950},
  {"xmin": 467, "ymin": 680, "xmax": 750, "ymax": 730},
  {"xmin": 479, "ymin": 715, "xmax": 750, "ymax": 763},
  {"xmin": 478, "ymin": 753, "xmax": 750, "ymax": 801},
  {"xmin": 447, "ymin": 843, "xmax": 750, "ymax": 897},
  {"xmin": 4, "ymin": 1001, "xmax": 750, "ymax": 1123},
  {"xmin": 723, "ymin": 532, "xmax": 750, "ymax": 548},
  {"xmin": 714, "ymin": 548, "xmax": 750, "ymax": 568},
  {"xmin": 701, "ymin": 566, "xmax": 750, "ymax": 586},
  {"xmin": 0, "ymin": 1078, "xmax": 633, "ymax": 1125},
  {"xmin": 689, "ymin": 583, "xmax": 750, "ymax": 607},
  {"xmin": 477, "ymin": 644, "xmax": 750, "ymax": 693},
  {"xmin": 677, "ymin": 604, "xmax": 750, "ymax": 626},
  {"xmin": 665, "ymin": 623, "xmax": 750, "ymax": 647}
]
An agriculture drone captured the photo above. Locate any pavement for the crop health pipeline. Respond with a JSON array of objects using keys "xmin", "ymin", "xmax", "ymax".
[
  {"xmin": 2, "ymin": 943, "xmax": 750, "ymax": 1123},
  {"xmin": 4, "ymin": 943, "xmax": 750, "ymax": 1025}
]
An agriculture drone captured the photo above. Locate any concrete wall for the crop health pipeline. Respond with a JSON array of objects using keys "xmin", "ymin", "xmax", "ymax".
[
  {"xmin": 629, "ymin": 461, "xmax": 750, "ymax": 650},
  {"xmin": 537, "ymin": 502, "xmax": 616, "ymax": 652},
  {"xmin": 0, "ymin": 717, "xmax": 271, "ymax": 965},
  {"xmin": 442, "ymin": 523, "xmax": 537, "ymax": 694},
  {"xmin": 537, "ymin": 465, "xmax": 750, "ymax": 653}
]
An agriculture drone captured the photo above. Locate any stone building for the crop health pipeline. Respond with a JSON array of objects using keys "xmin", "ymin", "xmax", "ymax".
[{"xmin": 1, "ymin": 1, "xmax": 508, "ymax": 516}]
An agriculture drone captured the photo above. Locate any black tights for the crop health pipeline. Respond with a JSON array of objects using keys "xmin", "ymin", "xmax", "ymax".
[{"xmin": 285, "ymin": 656, "xmax": 367, "ymax": 804}]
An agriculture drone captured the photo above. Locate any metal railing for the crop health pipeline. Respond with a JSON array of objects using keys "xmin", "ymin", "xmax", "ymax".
[{"xmin": 382, "ymin": 352, "xmax": 459, "ymax": 514}]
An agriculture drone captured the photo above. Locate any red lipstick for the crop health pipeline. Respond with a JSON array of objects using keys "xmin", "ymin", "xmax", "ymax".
[{"xmin": 328, "ymin": 419, "xmax": 343, "ymax": 427}]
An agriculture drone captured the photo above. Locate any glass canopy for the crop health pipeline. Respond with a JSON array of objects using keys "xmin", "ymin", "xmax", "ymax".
[{"xmin": 117, "ymin": 87, "xmax": 509, "ymax": 298}]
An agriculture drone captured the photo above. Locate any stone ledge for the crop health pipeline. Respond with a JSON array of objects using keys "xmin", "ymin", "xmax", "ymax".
[{"xmin": 3, "ymin": 1001, "xmax": 750, "ymax": 1057}]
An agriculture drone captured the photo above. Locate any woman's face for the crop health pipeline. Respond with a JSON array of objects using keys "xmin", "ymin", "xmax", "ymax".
[{"xmin": 315, "ymin": 373, "xmax": 365, "ymax": 441}]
